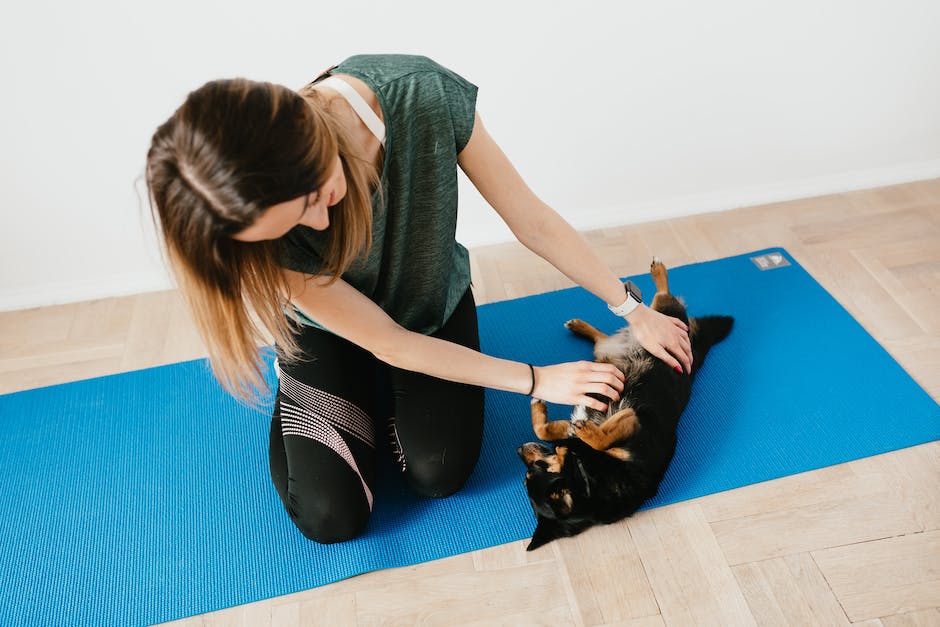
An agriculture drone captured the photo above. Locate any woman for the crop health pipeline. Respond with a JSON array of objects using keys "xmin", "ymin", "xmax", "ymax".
[{"xmin": 145, "ymin": 54, "xmax": 692, "ymax": 543}]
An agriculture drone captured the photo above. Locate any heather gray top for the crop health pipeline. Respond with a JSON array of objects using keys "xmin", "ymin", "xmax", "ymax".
[{"xmin": 279, "ymin": 54, "xmax": 478, "ymax": 335}]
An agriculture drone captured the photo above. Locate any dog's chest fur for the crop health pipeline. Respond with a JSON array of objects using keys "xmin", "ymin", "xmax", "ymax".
[{"xmin": 570, "ymin": 328, "xmax": 654, "ymax": 427}]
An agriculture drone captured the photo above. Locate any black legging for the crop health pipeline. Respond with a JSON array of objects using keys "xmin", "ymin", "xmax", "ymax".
[{"xmin": 268, "ymin": 287, "xmax": 485, "ymax": 543}]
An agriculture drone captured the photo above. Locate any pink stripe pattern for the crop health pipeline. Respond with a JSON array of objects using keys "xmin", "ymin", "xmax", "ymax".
[{"xmin": 276, "ymin": 365, "xmax": 376, "ymax": 509}]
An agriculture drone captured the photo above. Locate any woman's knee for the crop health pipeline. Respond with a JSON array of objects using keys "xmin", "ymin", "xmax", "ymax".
[
  {"xmin": 288, "ymin": 493, "xmax": 371, "ymax": 544},
  {"xmin": 405, "ymin": 449, "xmax": 479, "ymax": 498}
]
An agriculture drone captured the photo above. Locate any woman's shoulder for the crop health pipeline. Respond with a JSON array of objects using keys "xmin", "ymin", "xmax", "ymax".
[
  {"xmin": 339, "ymin": 54, "xmax": 442, "ymax": 73},
  {"xmin": 336, "ymin": 54, "xmax": 469, "ymax": 89}
]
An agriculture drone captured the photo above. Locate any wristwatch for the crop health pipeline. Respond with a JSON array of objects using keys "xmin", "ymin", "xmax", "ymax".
[{"xmin": 608, "ymin": 281, "xmax": 643, "ymax": 317}]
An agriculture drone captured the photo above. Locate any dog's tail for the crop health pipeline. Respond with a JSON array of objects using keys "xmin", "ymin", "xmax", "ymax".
[{"xmin": 690, "ymin": 315, "xmax": 734, "ymax": 374}]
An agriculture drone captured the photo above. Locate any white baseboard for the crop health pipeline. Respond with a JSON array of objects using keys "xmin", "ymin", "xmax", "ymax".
[
  {"xmin": 0, "ymin": 272, "xmax": 175, "ymax": 312},
  {"xmin": 458, "ymin": 158, "xmax": 940, "ymax": 248},
  {"xmin": 3, "ymin": 158, "xmax": 939, "ymax": 312}
]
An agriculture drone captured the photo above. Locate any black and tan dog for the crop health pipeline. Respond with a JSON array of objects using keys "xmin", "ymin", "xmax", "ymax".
[{"xmin": 517, "ymin": 258, "xmax": 733, "ymax": 550}]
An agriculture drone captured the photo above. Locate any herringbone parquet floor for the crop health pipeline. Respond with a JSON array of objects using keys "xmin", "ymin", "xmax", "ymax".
[{"xmin": 1, "ymin": 180, "xmax": 938, "ymax": 626}]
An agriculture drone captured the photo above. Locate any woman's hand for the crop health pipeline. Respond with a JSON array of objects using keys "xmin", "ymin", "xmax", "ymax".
[
  {"xmin": 531, "ymin": 361, "xmax": 626, "ymax": 411},
  {"xmin": 625, "ymin": 305, "xmax": 693, "ymax": 374}
]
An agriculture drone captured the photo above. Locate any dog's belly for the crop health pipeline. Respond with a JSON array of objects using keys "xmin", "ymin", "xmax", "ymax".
[
  {"xmin": 570, "ymin": 331, "xmax": 654, "ymax": 428},
  {"xmin": 595, "ymin": 332, "xmax": 654, "ymax": 383},
  {"xmin": 593, "ymin": 329, "xmax": 641, "ymax": 362}
]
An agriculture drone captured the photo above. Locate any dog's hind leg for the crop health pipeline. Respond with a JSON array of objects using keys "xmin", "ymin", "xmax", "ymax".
[
  {"xmin": 650, "ymin": 257, "xmax": 670, "ymax": 294},
  {"xmin": 531, "ymin": 398, "xmax": 573, "ymax": 441},
  {"xmin": 649, "ymin": 258, "xmax": 689, "ymax": 323},
  {"xmin": 565, "ymin": 319, "xmax": 608, "ymax": 344}
]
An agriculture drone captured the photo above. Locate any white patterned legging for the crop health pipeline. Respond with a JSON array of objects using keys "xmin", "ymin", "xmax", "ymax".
[{"xmin": 268, "ymin": 288, "xmax": 485, "ymax": 543}]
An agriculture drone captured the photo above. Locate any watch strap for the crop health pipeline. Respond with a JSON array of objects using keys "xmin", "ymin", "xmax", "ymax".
[{"xmin": 608, "ymin": 281, "xmax": 642, "ymax": 317}]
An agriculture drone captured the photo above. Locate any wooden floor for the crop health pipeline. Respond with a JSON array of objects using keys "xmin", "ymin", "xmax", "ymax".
[{"xmin": 2, "ymin": 180, "xmax": 938, "ymax": 626}]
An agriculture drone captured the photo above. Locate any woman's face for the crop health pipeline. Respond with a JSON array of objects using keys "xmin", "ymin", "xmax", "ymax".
[{"xmin": 231, "ymin": 155, "xmax": 347, "ymax": 242}]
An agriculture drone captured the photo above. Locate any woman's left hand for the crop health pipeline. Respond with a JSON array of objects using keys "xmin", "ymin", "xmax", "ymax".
[{"xmin": 625, "ymin": 305, "xmax": 693, "ymax": 374}]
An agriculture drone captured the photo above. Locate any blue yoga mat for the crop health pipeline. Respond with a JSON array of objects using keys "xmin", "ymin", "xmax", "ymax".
[{"xmin": 1, "ymin": 248, "xmax": 938, "ymax": 626}]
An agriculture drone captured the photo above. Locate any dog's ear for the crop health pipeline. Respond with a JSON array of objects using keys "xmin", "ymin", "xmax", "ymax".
[{"xmin": 526, "ymin": 516, "xmax": 565, "ymax": 551}]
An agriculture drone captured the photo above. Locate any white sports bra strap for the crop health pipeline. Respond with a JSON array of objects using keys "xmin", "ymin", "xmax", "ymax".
[{"xmin": 317, "ymin": 76, "xmax": 386, "ymax": 147}]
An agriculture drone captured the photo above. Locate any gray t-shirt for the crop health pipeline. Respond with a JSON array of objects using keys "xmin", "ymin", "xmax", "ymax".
[{"xmin": 279, "ymin": 54, "xmax": 478, "ymax": 336}]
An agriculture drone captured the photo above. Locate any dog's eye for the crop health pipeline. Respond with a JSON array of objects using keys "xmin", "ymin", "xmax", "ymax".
[{"xmin": 533, "ymin": 460, "xmax": 549, "ymax": 470}]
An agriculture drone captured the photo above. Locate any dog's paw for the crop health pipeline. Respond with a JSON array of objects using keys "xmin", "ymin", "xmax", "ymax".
[
  {"xmin": 565, "ymin": 319, "xmax": 592, "ymax": 335},
  {"xmin": 573, "ymin": 420, "xmax": 601, "ymax": 438},
  {"xmin": 650, "ymin": 257, "xmax": 668, "ymax": 286},
  {"xmin": 573, "ymin": 420, "xmax": 609, "ymax": 450},
  {"xmin": 530, "ymin": 397, "xmax": 546, "ymax": 408}
]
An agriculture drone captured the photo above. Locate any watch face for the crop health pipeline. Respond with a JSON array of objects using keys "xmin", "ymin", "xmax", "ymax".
[{"xmin": 625, "ymin": 281, "xmax": 642, "ymax": 303}]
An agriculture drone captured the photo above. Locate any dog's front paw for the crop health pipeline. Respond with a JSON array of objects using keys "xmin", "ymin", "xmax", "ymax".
[
  {"xmin": 530, "ymin": 397, "xmax": 546, "ymax": 408},
  {"xmin": 573, "ymin": 420, "xmax": 601, "ymax": 438},
  {"xmin": 565, "ymin": 319, "xmax": 592, "ymax": 335},
  {"xmin": 573, "ymin": 420, "xmax": 608, "ymax": 450}
]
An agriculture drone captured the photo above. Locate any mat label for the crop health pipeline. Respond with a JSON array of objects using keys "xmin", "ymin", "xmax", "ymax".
[{"xmin": 751, "ymin": 252, "xmax": 790, "ymax": 270}]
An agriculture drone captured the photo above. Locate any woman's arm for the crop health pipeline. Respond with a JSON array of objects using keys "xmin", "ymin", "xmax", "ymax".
[
  {"xmin": 282, "ymin": 270, "xmax": 624, "ymax": 410},
  {"xmin": 456, "ymin": 112, "xmax": 693, "ymax": 374}
]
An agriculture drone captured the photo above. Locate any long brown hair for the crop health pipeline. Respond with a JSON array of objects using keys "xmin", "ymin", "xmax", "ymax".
[{"xmin": 145, "ymin": 77, "xmax": 380, "ymax": 404}]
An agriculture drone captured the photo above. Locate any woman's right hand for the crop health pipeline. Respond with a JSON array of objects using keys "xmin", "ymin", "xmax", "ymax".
[{"xmin": 531, "ymin": 361, "xmax": 625, "ymax": 411}]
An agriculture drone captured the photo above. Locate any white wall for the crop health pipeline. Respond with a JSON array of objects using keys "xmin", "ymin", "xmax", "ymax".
[{"xmin": 2, "ymin": 0, "xmax": 939, "ymax": 311}]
